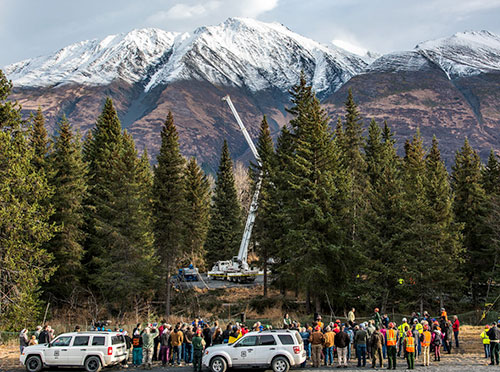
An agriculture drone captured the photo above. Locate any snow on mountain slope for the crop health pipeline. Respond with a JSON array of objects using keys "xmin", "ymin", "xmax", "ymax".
[
  {"xmin": 416, "ymin": 30, "xmax": 500, "ymax": 78},
  {"xmin": 4, "ymin": 28, "xmax": 178, "ymax": 87},
  {"xmin": 3, "ymin": 17, "xmax": 368, "ymax": 96},
  {"xmin": 364, "ymin": 51, "xmax": 431, "ymax": 73},
  {"xmin": 145, "ymin": 17, "xmax": 368, "ymax": 95}
]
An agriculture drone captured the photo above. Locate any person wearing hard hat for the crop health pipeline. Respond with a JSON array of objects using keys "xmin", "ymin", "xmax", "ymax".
[
  {"xmin": 420, "ymin": 324, "xmax": 432, "ymax": 366},
  {"xmin": 309, "ymin": 325, "xmax": 325, "ymax": 368},
  {"xmin": 487, "ymin": 322, "xmax": 500, "ymax": 365},
  {"xmin": 481, "ymin": 325, "xmax": 490, "ymax": 359},
  {"xmin": 397, "ymin": 318, "xmax": 410, "ymax": 357},
  {"xmin": 385, "ymin": 322, "xmax": 398, "ymax": 370},
  {"xmin": 404, "ymin": 330, "xmax": 416, "ymax": 369}
]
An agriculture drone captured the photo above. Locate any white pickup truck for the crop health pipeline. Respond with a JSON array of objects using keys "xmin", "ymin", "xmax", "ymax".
[{"xmin": 20, "ymin": 331, "xmax": 128, "ymax": 372}]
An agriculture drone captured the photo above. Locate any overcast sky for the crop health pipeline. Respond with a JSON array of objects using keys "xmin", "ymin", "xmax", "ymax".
[{"xmin": 1, "ymin": 0, "xmax": 500, "ymax": 66}]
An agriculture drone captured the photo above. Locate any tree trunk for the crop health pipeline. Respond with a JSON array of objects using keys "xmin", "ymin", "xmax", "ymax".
[
  {"xmin": 263, "ymin": 254, "xmax": 268, "ymax": 298},
  {"xmin": 166, "ymin": 269, "xmax": 171, "ymax": 320},
  {"xmin": 306, "ymin": 288, "xmax": 311, "ymax": 313},
  {"xmin": 314, "ymin": 296, "xmax": 321, "ymax": 314},
  {"xmin": 420, "ymin": 295, "xmax": 424, "ymax": 315}
]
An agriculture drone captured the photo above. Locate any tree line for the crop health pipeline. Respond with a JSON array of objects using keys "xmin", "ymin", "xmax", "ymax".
[{"xmin": 0, "ymin": 70, "xmax": 498, "ymax": 330}]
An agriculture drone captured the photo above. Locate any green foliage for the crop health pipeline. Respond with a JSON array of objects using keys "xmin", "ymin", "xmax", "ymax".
[
  {"xmin": 45, "ymin": 116, "xmax": 87, "ymax": 299},
  {"xmin": 152, "ymin": 112, "xmax": 186, "ymax": 317},
  {"xmin": 30, "ymin": 107, "xmax": 51, "ymax": 172},
  {"xmin": 451, "ymin": 138, "xmax": 490, "ymax": 299},
  {"xmin": 250, "ymin": 116, "xmax": 276, "ymax": 296},
  {"xmin": 0, "ymin": 69, "xmax": 56, "ymax": 330},
  {"xmin": 204, "ymin": 140, "xmax": 242, "ymax": 265},
  {"xmin": 92, "ymin": 131, "xmax": 156, "ymax": 310},
  {"xmin": 183, "ymin": 157, "xmax": 211, "ymax": 269}
]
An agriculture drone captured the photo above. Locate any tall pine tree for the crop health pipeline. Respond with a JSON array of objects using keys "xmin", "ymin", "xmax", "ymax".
[
  {"xmin": 30, "ymin": 107, "xmax": 50, "ymax": 172},
  {"xmin": 93, "ymin": 131, "xmax": 155, "ymax": 310},
  {"xmin": 250, "ymin": 116, "xmax": 275, "ymax": 296},
  {"xmin": 451, "ymin": 138, "xmax": 490, "ymax": 301},
  {"xmin": 83, "ymin": 98, "xmax": 123, "ymax": 279},
  {"xmin": 153, "ymin": 112, "xmax": 186, "ymax": 318},
  {"xmin": 0, "ymin": 70, "xmax": 56, "ymax": 329},
  {"xmin": 204, "ymin": 140, "xmax": 242, "ymax": 265},
  {"xmin": 183, "ymin": 157, "xmax": 211, "ymax": 269},
  {"xmin": 46, "ymin": 116, "xmax": 87, "ymax": 300}
]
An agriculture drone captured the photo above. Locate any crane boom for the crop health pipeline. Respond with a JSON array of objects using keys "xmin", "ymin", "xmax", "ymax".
[
  {"xmin": 222, "ymin": 95, "xmax": 262, "ymax": 266},
  {"xmin": 222, "ymin": 95, "xmax": 261, "ymax": 165}
]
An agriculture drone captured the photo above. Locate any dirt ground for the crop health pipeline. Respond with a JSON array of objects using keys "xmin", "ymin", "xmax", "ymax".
[{"xmin": 0, "ymin": 326, "xmax": 490, "ymax": 372}]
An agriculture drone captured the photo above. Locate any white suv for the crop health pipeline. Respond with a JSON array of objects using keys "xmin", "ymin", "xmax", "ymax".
[
  {"xmin": 202, "ymin": 329, "xmax": 306, "ymax": 372},
  {"xmin": 20, "ymin": 331, "xmax": 128, "ymax": 372}
]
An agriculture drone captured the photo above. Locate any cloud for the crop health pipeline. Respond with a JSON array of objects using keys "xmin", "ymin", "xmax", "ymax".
[
  {"xmin": 148, "ymin": 1, "xmax": 221, "ymax": 22},
  {"xmin": 240, "ymin": 0, "xmax": 279, "ymax": 18}
]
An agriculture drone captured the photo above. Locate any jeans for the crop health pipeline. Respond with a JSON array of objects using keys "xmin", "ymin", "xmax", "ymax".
[
  {"xmin": 484, "ymin": 344, "xmax": 490, "ymax": 358},
  {"xmin": 347, "ymin": 343, "xmax": 352, "ymax": 360},
  {"xmin": 324, "ymin": 346, "xmax": 334, "ymax": 365},
  {"xmin": 382, "ymin": 343, "xmax": 387, "ymax": 359},
  {"xmin": 184, "ymin": 343, "xmax": 193, "ymax": 363},
  {"xmin": 173, "ymin": 345, "xmax": 182, "ymax": 365},
  {"xmin": 304, "ymin": 341, "xmax": 311, "ymax": 358},
  {"xmin": 133, "ymin": 347, "xmax": 143, "ymax": 366},
  {"xmin": 454, "ymin": 331, "xmax": 459, "ymax": 348},
  {"xmin": 356, "ymin": 344, "xmax": 366, "ymax": 367}
]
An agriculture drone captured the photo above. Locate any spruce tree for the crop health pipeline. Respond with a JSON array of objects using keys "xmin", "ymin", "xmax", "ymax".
[
  {"xmin": 0, "ymin": 70, "xmax": 56, "ymax": 329},
  {"xmin": 183, "ymin": 157, "xmax": 211, "ymax": 269},
  {"xmin": 362, "ymin": 120, "xmax": 404, "ymax": 311},
  {"xmin": 204, "ymin": 140, "xmax": 242, "ymax": 265},
  {"xmin": 46, "ymin": 116, "xmax": 87, "ymax": 299},
  {"xmin": 30, "ymin": 107, "xmax": 50, "ymax": 172},
  {"xmin": 83, "ymin": 98, "xmax": 123, "ymax": 279},
  {"xmin": 153, "ymin": 112, "xmax": 186, "ymax": 318},
  {"xmin": 339, "ymin": 89, "xmax": 369, "ymax": 251},
  {"xmin": 481, "ymin": 151, "xmax": 500, "ymax": 301},
  {"xmin": 424, "ymin": 137, "xmax": 464, "ymax": 306},
  {"xmin": 281, "ymin": 75, "xmax": 348, "ymax": 310},
  {"xmin": 482, "ymin": 150, "xmax": 500, "ymax": 195},
  {"xmin": 93, "ymin": 131, "xmax": 155, "ymax": 310},
  {"xmin": 451, "ymin": 138, "xmax": 490, "ymax": 300},
  {"xmin": 250, "ymin": 116, "xmax": 275, "ymax": 296}
]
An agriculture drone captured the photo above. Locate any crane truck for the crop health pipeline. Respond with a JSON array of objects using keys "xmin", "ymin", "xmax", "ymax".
[{"xmin": 207, "ymin": 95, "xmax": 263, "ymax": 283}]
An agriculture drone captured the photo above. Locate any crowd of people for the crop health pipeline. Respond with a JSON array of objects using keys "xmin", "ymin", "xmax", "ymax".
[
  {"xmin": 18, "ymin": 307, "xmax": 500, "ymax": 370},
  {"xmin": 289, "ymin": 308, "xmax": 463, "ymax": 369}
]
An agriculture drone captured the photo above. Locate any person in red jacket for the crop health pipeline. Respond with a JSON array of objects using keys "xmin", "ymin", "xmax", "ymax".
[{"xmin": 452, "ymin": 316, "xmax": 460, "ymax": 348}]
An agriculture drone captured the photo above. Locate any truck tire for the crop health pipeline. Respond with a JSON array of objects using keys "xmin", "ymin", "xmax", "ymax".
[
  {"xmin": 84, "ymin": 356, "xmax": 102, "ymax": 372},
  {"xmin": 272, "ymin": 356, "xmax": 290, "ymax": 372},
  {"xmin": 210, "ymin": 356, "xmax": 227, "ymax": 372},
  {"xmin": 25, "ymin": 355, "xmax": 43, "ymax": 372}
]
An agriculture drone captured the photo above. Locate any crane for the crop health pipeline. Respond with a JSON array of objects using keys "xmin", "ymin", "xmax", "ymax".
[{"xmin": 207, "ymin": 95, "xmax": 262, "ymax": 282}]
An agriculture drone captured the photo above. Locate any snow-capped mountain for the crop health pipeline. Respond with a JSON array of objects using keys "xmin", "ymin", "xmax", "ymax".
[
  {"xmin": 416, "ymin": 30, "xmax": 500, "ymax": 79},
  {"xmin": 3, "ymin": 18, "xmax": 368, "ymax": 96},
  {"xmin": 364, "ymin": 30, "xmax": 500, "ymax": 78},
  {"xmin": 145, "ymin": 18, "xmax": 368, "ymax": 95},
  {"xmin": 4, "ymin": 28, "xmax": 178, "ymax": 87}
]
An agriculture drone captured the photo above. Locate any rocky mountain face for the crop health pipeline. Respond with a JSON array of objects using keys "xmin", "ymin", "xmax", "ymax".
[
  {"xmin": 324, "ymin": 30, "xmax": 500, "ymax": 166},
  {"xmin": 4, "ymin": 19, "xmax": 500, "ymax": 170}
]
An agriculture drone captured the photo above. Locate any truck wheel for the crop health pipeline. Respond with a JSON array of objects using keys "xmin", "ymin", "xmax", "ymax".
[
  {"xmin": 84, "ymin": 356, "xmax": 102, "ymax": 372},
  {"xmin": 272, "ymin": 356, "xmax": 290, "ymax": 372},
  {"xmin": 210, "ymin": 356, "xmax": 227, "ymax": 372},
  {"xmin": 25, "ymin": 355, "xmax": 43, "ymax": 372}
]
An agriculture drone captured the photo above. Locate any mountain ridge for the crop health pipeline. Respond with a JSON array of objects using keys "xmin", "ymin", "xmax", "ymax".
[{"xmin": 3, "ymin": 19, "xmax": 500, "ymax": 169}]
